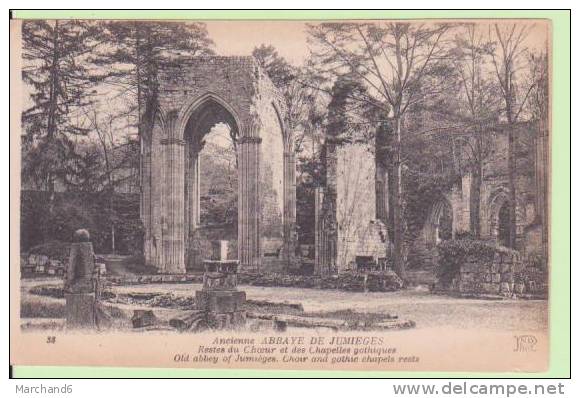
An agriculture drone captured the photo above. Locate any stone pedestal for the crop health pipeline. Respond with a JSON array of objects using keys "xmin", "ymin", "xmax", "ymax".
[
  {"xmin": 195, "ymin": 290, "xmax": 246, "ymax": 328},
  {"xmin": 64, "ymin": 230, "xmax": 99, "ymax": 330},
  {"xmin": 65, "ymin": 293, "xmax": 96, "ymax": 329},
  {"xmin": 196, "ymin": 259, "xmax": 246, "ymax": 329}
]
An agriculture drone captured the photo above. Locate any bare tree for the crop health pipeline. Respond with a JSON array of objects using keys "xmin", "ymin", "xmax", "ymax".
[
  {"xmin": 308, "ymin": 22, "xmax": 452, "ymax": 280},
  {"xmin": 489, "ymin": 23, "xmax": 536, "ymax": 248},
  {"xmin": 453, "ymin": 24, "xmax": 501, "ymax": 238},
  {"xmin": 83, "ymin": 106, "xmax": 137, "ymax": 253}
]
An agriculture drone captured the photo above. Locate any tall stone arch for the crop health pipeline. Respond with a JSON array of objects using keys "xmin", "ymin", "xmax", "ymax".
[
  {"xmin": 140, "ymin": 57, "xmax": 295, "ymax": 274},
  {"xmin": 485, "ymin": 188, "xmax": 510, "ymax": 245},
  {"xmin": 423, "ymin": 196, "xmax": 454, "ymax": 247}
]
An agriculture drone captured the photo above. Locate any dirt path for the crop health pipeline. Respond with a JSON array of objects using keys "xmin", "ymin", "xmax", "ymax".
[{"xmin": 111, "ymin": 283, "xmax": 548, "ymax": 332}]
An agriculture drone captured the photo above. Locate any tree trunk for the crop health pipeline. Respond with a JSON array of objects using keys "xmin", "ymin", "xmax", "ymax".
[
  {"xmin": 392, "ymin": 114, "xmax": 405, "ymax": 281},
  {"xmin": 45, "ymin": 21, "xmax": 60, "ymax": 237},
  {"xmin": 387, "ymin": 165, "xmax": 396, "ymax": 244},
  {"xmin": 470, "ymin": 128, "xmax": 483, "ymax": 238},
  {"xmin": 506, "ymin": 84, "xmax": 517, "ymax": 249},
  {"xmin": 470, "ymin": 164, "xmax": 482, "ymax": 239},
  {"xmin": 111, "ymin": 224, "xmax": 116, "ymax": 254},
  {"xmin": 507, "ymin": 126, "xmax": 517, "ymax": 248}
]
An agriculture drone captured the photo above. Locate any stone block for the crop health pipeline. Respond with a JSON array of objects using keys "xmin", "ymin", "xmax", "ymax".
[
  {"xmin": 211, "ymin": 240, "xmax": 229, "ymax": 261},
  {"xmin": 514, "ymin": 282, "xmax": 526, "ymax": 294},
  {"xmin": 203, "ymin": 272, "xmax": 238, "ymax": 290},
  {"xmin": 460, "ymin": 272, "xmax": 474, "ymax": 282},
  {"xmin": 196, "ymin": 290, "xmax": 246, "ymax": 313},
  {"xmin": 462, "ymin": 261, "xmax": 481, "ymax": 273},
  {"xmin": 207, "ymin": 310, "xmax": 246, "ymax": 329},
  {"xmin": 501, "ymin": 272, "xmax": 514, "ymax": 283},
  {"xmin": 458, "ymin": 281, "xmax": 475, "ymax": 292},
  {"xmin": 500, "ymin": 262, "xmax": 512, "ymax": 273},
  {"xmin": 480, "ymin": 282, "xmax": 500, "ymax": 294},
  {"xmin": 500, "ymin": 282, "xmax": 511, "ymax": 293},
  {"xmin": 491, "ymin": 273, "xmax": 501, "ymax": 283},
  {"xmin": 65, "ymin": 293, "xmax": 96, "ymax": 329},
  {"xmin": 49, "ymin": 259, "xmax": 63, "ymax": 267},
  {"xmin": 132, "ymin": 310, "xmax": 157, "ymax": 328},
  {"xmin": 488, "ymin": 283, "xmax": 501, "ymax": 294}
]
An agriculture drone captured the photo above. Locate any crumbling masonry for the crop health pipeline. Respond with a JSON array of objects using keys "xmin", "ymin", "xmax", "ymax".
[
  {"xmin": 315, "ymin": 121, "xmax": 549, "ymax": 273},
  {"xmin": 140, "ymin": 57, "xmax": 296, "ymax": 274}
]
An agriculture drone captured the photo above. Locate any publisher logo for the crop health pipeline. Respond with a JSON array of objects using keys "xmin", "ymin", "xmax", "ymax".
[{"xmin": 514, "ymin": 335, "xmax": 537, "ymax": 352}]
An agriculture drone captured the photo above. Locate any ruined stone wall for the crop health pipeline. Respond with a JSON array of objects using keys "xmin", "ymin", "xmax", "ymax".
[
  {"xmin": 451, "ymin": 249, "xmax": 523, "ymax": 295},
  {"xmin": 318, "ymin": 121, "xmax": 544, "ymax": 274},
  {"xmin": 156, "ymin": 57, "xmax": 261, "ymax": 129},
  {"xmin": 335, "ymin": 143, "xmax": 388, "ymax": 271},
  {"xmin": 478, "ymin": 124, "xmax": 539, "ymax": 255},
  {"xmin": 441, "ymin": 247, "xmax": 547, "ymax": 297},
  {"xmin": 257, "ymin": 101, "xmax": 285, "ymax": 252},
  {"xmin": 142, "ymin": 56, "xmax": 292, "ymax": 273}
]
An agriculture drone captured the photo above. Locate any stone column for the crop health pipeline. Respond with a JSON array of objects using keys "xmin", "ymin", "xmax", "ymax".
[
  {"xmin": 238, "ymin": 135, "xmax": 261, "ymax": 272},
  {"xmin": 451, "ymin": 175, "xmax": 471, "ymax": 238},
  {"xmin": 161, "ymin": 137, "xmax": 186, "ymax": 274},
  {"xmin": 314, "ymin": 187, "xmax": 324, "ymax": 275},
  {"xmin": 65, "ymin": 229, "xmax": 97, "ymax": 329},
  {"xmin": 375, "ymin": 164, "xmax": 389, "ymax": 223},
  {"xmin": 185, "ymin": 143, "xmax": 202, "ymax": 271},
  {"xmin": 283, "ymin": 148, "xmax": 297, "ymax": 267},
  {"xmin": 140, "ymin": 134, "xmax": 153, "ymax": 265},
  {"xmin": 535, "ymin": 119, "xmax": 549, "ymax": 260}
]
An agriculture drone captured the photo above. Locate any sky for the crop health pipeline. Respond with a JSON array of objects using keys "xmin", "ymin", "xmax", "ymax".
[
  {"xmin": 205, "ymin": 20, "xmax": 549, "ymax": 65},
  {"xmin": 205, "ymin": 21, "xmax": 310, "ymax": 66},
  {"xmin": 18, "ymin": 19, "xmax": 550, "ymax": 150}
]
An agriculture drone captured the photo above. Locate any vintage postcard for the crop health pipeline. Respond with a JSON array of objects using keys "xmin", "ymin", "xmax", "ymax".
[{"xmin": 10, "ymin": 15, "xmax": 553, "ymax": 373}]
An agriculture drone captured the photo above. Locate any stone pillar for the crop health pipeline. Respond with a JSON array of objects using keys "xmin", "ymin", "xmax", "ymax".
[
  {"xmin": 238, "ymin": 135, "xmax": 261, "ymax": 272},
  {"xmin": 283, "ymin": 148, "xmax": 297, "ymax": 267},
  {"xmin": 451, "ymin": 174, "xmax": 471, "ymax": 237},
  {"xmin": 185, "ymin": 144, "xmax": 202, "ymax": 271},
  {"xmin": 314, "ymin": 187, "xmax": 324, "ymax": 275},
  {"xmin": 535, "ymin": 119, "xmax": 549, "ymax": 260},
  {"xmin": 161, "ymin": 137, "xmax": 186, "ymax": 274},
  {"xmin": 375, "ymin": 164, "xmax": 389, "ymax": 223},
  {"xmin": 141, "ymin": 134, "xmax": 153, "ymax": 264},
  {"xmin": 142, "ymin": 120, "xmax": 164, "ymax": 270},
  {"xmin": 211, "ymin": 240, "xmax": 229, "ymax": 261},
  {"xmin": 65, "ymin": 229, "xmax": 97, "ymax": 329}
]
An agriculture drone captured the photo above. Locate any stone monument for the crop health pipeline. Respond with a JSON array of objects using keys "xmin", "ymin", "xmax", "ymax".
[
  {"xmin": 195, "ymin": 241, "xmax": 246, "ymax": 329},
  {"xmin": 64, "ymin": 229, "xmax": 99, "ymax": 329}
]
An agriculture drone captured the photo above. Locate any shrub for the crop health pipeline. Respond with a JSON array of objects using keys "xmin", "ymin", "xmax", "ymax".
[
  {"xmin": 436, "ymin": 239, "xmax": 517, "ymax": 285},
  {"xmin": 27, "ymin": 241, "xmax": 71, "ymax": 263},
  {"xmin": 527, "ymin": 252, "xmax": 547, "ymax": 269},
  {"xmin": 21, "ymin": 190, "xmax": 142, "ymax": 255}
]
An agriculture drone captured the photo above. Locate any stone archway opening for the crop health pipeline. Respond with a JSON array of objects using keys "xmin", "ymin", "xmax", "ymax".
[
  {"xmin": 140, "ymin": 56, "xmax": 296, "ymax": 274},
  {"xmin": 497, "ymin": 201, "xmax": 511, "ymax": 248},
  {"xmin": 488, "ymin": 189, "xmax": 512, "ymax": 248},
  {"xmin": 425, "ymin": 198, "xmax": 454, "ymax": 247},
  {"xmin": 183, "ymin": 98, "xmax": 240, "ymax": 270}
]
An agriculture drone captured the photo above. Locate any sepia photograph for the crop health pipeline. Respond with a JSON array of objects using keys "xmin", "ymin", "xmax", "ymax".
[{"xmin": 9, "ymin": 15, "xmax": 555, "ymax": 373}]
